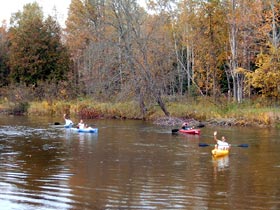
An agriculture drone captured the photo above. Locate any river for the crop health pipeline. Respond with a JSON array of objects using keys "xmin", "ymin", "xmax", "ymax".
[{"xmin": 0, "ymin": 115, "xmax": 279, "ymax": 210}]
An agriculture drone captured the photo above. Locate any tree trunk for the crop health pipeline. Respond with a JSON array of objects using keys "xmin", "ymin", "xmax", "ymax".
[
  {"xmin": 229, "ymin": 0, "xmax": 242, "ymax": 102},
  {"xmin": 156, "ymin": 90, "xmax": 170, "ymax": 117}
]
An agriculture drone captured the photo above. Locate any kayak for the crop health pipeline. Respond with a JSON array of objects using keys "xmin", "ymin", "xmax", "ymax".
[
  {"xmin": 211, "ymin": 148, "xmax": 229, "ymax": 158},
  {"xmin": 179, "ymin": 128, "xmax": 201, "ymax": 135},
  {"xmin": 70, "ymin": 127, "xmax": 98, "ymax": 133}
]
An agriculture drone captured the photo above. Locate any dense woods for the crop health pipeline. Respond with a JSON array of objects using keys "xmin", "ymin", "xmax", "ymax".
[{"xmin": 0, "ymin": 0, "xmax": 279, "ymax": 119}]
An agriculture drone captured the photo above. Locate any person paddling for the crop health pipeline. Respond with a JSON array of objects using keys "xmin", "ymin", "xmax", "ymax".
[
  {"xmin": 77, "ymin": 119, "xmax": 85, "ymax": 129},
  {"xmin": 63, "ymin": 114, "xmax": 74, "ymax": 127},
  {"xmin": 214, "ymin": 131, "xmax": 230, "ymax": 150},
  {"xmin": 182, "ymin": 122, "xmax": 193, "ymax": 130}
]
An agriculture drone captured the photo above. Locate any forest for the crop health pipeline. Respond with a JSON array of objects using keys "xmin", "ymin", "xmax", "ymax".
[{"xmin": 0, "ymin": 0, "xmax": 279, "ymax": 126}]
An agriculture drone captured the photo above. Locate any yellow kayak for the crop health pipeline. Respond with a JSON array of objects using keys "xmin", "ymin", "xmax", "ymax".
[{"xmin": 211, "ymin": 148, "xmax": 229, "ymax": 158}]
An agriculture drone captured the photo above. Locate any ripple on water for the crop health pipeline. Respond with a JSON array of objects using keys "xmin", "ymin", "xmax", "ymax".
[
  {"xmin": 0, "ymin": 169, "xmax": 76, "ymax": 210},
  {"xmin": 0, "ymin": 126, "xmax": 65, "ymax": 141}
]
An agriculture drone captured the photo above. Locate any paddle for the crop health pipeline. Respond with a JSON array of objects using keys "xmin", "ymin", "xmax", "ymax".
[
  {"xmin": 172, "ymin": 128, "xmax": 180, "ymax": 133},
  {"xmin": 199, "ymin": 143, "xmax": 248, "ymax": 147}
]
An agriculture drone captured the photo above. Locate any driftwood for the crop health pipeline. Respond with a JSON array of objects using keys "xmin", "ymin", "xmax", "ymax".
[
  {"xmin": 206, "ymin": 118, "xmax": 269, "ymax": 127},
  {"xmin": 153, "ymin": 117, "xmax": 203, "ymax": 127},
  {"xmin": 153, "ymin": 116, "xmax": 268, "ymax": 128}
]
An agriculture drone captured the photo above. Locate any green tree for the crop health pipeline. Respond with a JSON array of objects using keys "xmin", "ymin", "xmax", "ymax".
[
  {"xmin": 0, "ymin": 23, "xmax": 10, "ymax": 87},
  {"xmin": 42, "ymin": 16, "xmax": 70, "ymax": 82},
  {"xmin": 8, "ymin": 2, "xmax": 70, "ymax": 86}
]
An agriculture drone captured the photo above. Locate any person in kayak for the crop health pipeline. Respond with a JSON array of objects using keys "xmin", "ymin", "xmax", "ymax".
[
  {"xmin": 214, "ymin": 131, "xmax": 230, "ymax": 150},
  {"xmin": 182, "ymin": 122, "xmax": 193, "ymax": 130},
  {"xmin": 64, "ymin": 114, "xmax": 74, "ymax": 127},
  {"xmin": 77, "ymin": 119, "xmax": 85, "ymax": 129}
]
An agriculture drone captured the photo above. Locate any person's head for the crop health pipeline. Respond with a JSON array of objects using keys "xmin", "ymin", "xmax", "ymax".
[
  {"xmin": 222, "ymin": 136, "xmax": 226, "ymax": 141},
  {"xmin": 80, "ymin": 119, "xmax": 83, "ymax": 123}
]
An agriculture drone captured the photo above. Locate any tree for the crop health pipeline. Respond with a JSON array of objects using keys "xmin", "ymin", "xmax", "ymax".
[
  {"xmin": 65, "ymin": 0, "xmax": 114, "ymax": 96},
  {"xmin": 8, "ymin": 2, "xmax": 70, "ymax": 86},
  {"xmin": 247, "ymin": 0, "xmax": 280, "ymax": 99},
  {"xmin": 249, "ymin": 48, "xmax": 280, "ymax": 98},
  {"xmin": 63, "ymin": 0, "xmax": 279, "ymax": 108},
  {"xmin": 0, "ymin": 22, "xmax": 10, "ymax": 87},
  {"xmin": 175, "ymin": 0, "xmax": 198, "ymax": 97},
  {"xmin": 65, "ymin": 0, "xmax": 171, "ymax": 117},
  {"xmin": 111, "ymin": 0, "xmax": 172, "ymax": 117},
  {"xmin": 192, "ymin": 0, "xmax": 228, "ymax": 98},
  {"xmin": 42, "ymin": 16, "xmax": 70, "ymax": 82},
  {"xmin": 222, "ymin": 0, "xmax": 262, "ymax": 102}
]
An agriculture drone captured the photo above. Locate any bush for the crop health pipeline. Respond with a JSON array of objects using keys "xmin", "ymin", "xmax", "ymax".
[{"xmin": 12, "ymin": 102, "xmax": 29, "ymax": 115}]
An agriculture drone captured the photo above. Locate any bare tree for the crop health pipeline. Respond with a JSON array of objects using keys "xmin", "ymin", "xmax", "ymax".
[{"xmin": 109, "ymin": 0, "xmax": 170, "ymax": 117}]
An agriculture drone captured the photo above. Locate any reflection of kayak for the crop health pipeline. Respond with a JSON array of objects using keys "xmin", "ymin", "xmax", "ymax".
[
  {"xmin": 212, "ymin": 155, "xmax": 229, "ymax": 171},
  {"xmin": 70, "ymin": 127, "xmax": 98, "ymax": 133},
  {"xmin": 212, "ymin": 148, "xmax": 229, "ymax": 158},
  {"xmin": 179, "ymin": 128, "xmax": 200, "ymax": 135},
  {"xmin": 64, "ymin": 124, "xmax": 73, "ymax": 128}
]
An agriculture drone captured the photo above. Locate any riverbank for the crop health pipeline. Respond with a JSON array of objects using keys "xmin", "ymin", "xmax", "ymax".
[{"xmin": 0, "ymin": 97, "xmax": 279, "ymax": 128}]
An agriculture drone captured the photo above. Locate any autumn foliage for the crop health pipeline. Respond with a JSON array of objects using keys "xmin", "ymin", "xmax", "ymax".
[{"xmin": 0, "ymin": 0, "xmax": 279, "ymax": 118}]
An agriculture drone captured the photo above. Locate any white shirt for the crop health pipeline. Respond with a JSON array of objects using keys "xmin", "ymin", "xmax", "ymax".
[
  {"xmin": 65, "ymin": 119, "xmax": 73, "ymax": 126},
  {"xmin": 78, "ymin": 122, "xmax": 85, "ymax": 129},
  {"xmin": 217, "ymin": 140, "xmax": 230, "ymax": 150}
]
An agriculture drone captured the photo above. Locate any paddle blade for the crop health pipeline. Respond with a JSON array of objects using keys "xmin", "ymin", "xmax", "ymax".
[
  {"xmin": 199, "ymin": 143, "xmax": 210, "ymax": 147},
  {"xmin": 172, "ymin": 129, "xmax": 179, "ymax": 133},
  {"xmin": 230, "ymin": 144, "xmax": 249, "ymax": 147},
  {"xmin": 196, "ymin": 123, "xmax": 205, "ymax": 128},
  {"xmin": 237, "ymin": 144, "xmax": 249, "ymax": 147}
]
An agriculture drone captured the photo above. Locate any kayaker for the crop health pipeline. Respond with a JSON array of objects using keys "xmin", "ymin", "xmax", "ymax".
[
  {"xmin": 214, "ymin": 131, "xmax": 230, "ymax": 150},
  {"xmin": 77, "ymin": 119, "xmax": 85, "ymax": 129},
  {"xmin": 182, "ymin": 122, "xmax": 192, "ymax": 130},
  {"xmin": 64, "ymin": 114, "xmax": 74, "ymax": 127},
  {"xmin": 85, "ymin": 124, "xmax": 92, "ymax": 129}
]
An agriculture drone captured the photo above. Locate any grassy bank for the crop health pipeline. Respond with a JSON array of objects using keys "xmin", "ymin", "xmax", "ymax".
[{"xmin": 1, "ymin": 97, "xmax": 280, "ymax": 127}]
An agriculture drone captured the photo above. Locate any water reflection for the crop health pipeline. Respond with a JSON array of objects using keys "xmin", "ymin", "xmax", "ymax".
[
  {"xmin": 0, "ymin": 124, "xmax": 74, "ymax": 210},
  {"xmin": 212, "ymin": 155, "xmax": 229, "ymax": 172},
  {"xmin": 212, "ymin": 155, "xmax": 230, "ymax": 183},
  {"xmin": 0, "ymin": 117, "xmax": 279, "ymax": 209},
  {"xmin": 64, "ymin": 129, "xmax": 98, "ymax": 141}
]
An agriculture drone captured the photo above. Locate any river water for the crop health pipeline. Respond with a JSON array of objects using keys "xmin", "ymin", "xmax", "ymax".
[{"xmin": 0, "ymin": 115, "xmax": 279, "ymax": 210}]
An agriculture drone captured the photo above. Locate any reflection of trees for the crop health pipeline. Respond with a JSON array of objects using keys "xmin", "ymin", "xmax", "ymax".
[
  {"xmin": 67, "ymin": 128, "xmax": 210, "ymax": 208},
  {"xmin": 2, "ymin": 121, "xmax": 274, "ymax": 209},
  {"xmin": 10, "ymin": 137, "xmax": 69, "ymax": 193}
]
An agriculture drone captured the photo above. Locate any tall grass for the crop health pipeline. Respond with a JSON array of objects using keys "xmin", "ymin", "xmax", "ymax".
[
  {"xmin": 4, "ymin": 97, "xmax": 280, "ymax": 127},
  {"xmin": 28, "ymin": 99, "xmax": 142, "ymax": 119}
]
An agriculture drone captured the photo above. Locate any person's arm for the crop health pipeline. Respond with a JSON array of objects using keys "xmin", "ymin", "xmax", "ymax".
[{"xmin": 214, "ymin": 131, "xmax": 218, "ymax": 142}]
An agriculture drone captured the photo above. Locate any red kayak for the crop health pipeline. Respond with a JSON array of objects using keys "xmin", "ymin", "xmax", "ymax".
[{"xmin": 179, "ymin": 128, "xmax": 201, "ymax": 135}]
